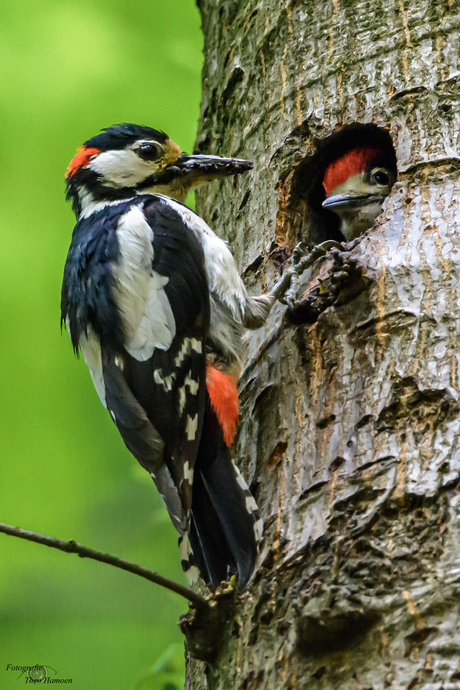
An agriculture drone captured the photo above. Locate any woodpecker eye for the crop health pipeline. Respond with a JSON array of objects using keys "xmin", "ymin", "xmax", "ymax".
[
  {"xmin": 137, "ymin": 142, "xmax": 163, "ymax": 161},
  {"xmin": 371, "ymin": 169, "xmax": 391, "ymax": 186}
]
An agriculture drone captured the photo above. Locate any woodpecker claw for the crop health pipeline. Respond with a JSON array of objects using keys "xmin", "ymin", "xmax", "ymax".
[{"xmin": 271, "ymin": 240, "xmax": 344, "ymax": 309}]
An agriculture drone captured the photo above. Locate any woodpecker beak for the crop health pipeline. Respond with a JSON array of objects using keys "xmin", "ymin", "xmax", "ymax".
[
  {"xmin": 322, "ymin": 192, "xmax": 386, "ymax": 210},
  {"xmin": 165, "ymin": 154, "xmax": 253, "ymax": 185}
]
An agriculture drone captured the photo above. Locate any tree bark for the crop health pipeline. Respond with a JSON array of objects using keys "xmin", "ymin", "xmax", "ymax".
[{"xmin": 187, "ymin": 0, "xmax": 460, "ymax": 687}]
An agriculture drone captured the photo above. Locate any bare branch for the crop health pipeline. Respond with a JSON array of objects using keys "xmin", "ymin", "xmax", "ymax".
[{"xmin": 0, "ymin": 522, "xmax": 207, "ymax": 608}]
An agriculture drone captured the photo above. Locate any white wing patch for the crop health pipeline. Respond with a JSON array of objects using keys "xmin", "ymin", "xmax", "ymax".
[
  {"xmin": 78, "ymin": 330, "xmax": 106, "ymax": 407},
  {"xmin": 114, "ymin": 205, "xmax": 176, "ymax": 361}
]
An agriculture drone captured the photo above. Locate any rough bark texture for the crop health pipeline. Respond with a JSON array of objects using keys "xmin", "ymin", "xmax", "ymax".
[{"xmin": 187, "ymin": 1, "xmax": 460, "ymax": 688}]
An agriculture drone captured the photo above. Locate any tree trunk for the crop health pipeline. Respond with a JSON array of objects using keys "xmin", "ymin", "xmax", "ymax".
[{"xmin": 186, "ymin": 0, "xmax": 460, "ymax": 687}]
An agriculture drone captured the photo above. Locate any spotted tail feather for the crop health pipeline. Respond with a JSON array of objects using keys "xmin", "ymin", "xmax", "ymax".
[{"xmin": 180, "ymin": 400, "xmax": 262, "ymax": 589}]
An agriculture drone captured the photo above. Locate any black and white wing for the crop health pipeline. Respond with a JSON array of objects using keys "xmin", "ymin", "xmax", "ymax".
[{"xmin": 61, "ymin": 195, "xmax": 210, "ymax": 536}]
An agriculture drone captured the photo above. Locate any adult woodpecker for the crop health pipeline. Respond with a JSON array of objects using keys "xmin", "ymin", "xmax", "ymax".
[
  {"xmin": 322, "ymin": 146, "xmax": 396, "ymax": 241},
  {"xmin": 62, "ymin": 124, "xmax": 274, "ymax": 588}
]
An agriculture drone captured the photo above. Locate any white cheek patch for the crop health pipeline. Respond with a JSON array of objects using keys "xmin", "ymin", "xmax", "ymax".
[
  {"xmin": 89, "ymin": 149, "xmax": 160, "ymax": 187},
  {"xmin": 114, "ymin": 206, "xmax": 176, "ymax": 360}
]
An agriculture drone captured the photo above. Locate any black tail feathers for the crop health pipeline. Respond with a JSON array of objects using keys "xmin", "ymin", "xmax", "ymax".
[{"xmin": 185, "ymin": 407, "xmax": 261, "ymax": 589}]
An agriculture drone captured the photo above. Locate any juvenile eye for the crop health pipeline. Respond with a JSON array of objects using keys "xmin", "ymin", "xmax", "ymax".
[
  {"xmin": 137, "ymin": 142, "xmax": 163, "ymax": 161},
  {"xmin": 372, "ymin": 170, "xmax": 390, "ymax": 186}
]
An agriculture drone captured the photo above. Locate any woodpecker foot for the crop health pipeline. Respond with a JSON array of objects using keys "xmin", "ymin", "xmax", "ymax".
[
  {"xmin": 179, "ymin": 581, "xmax": 236, "ymax": 664},
  {"xmin": 321, "ymin": 246, "xmax": 367, "ymax": 305},
  {"xmin": 271, "ymin": 240, "xmax": 343, "ymax": 311},
  {"xmin": 289, "ymin": 244, "xmax": 371, "ymax": 323}
]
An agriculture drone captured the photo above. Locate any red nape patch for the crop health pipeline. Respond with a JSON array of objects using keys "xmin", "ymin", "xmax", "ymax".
[
  {"xmin": 65, "ymin": 146, "xmax": 100, "ymax": 178},
  {"xmin": 206, "ymin": 367, "xmax": 239, "ymax": 447},
  {"xmin": 323, "ymin": 147, "xmax": 384, "ymax": 196}
]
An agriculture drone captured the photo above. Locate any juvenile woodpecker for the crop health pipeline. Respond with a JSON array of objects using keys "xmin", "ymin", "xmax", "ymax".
[
  {"xmin": 322, "ymin": 146, "xmax": 396, "ymax": 241},
  {"xmin": 62, "ymin": 124, "xmax": 275, "ymax": 588}
]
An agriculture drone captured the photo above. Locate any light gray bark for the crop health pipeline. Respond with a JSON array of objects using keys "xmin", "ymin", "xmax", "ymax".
[{"xmin": 187, "ymin": 0, "xmax": 460, "ymax": 687}]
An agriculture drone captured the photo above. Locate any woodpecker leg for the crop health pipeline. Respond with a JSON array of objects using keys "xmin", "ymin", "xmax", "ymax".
[{"xmin": 270, "ymin": 240, "xmax": 343, "ymax": 311}]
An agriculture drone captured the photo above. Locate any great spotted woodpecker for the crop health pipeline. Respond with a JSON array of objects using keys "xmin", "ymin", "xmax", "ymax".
[
  {"xmin": 61, "ymin": 124, "xmax": 276, "ymax": 589},
  {"xmin": 322, "ymin": 146, "xmax": 396, "ymax": 241}
]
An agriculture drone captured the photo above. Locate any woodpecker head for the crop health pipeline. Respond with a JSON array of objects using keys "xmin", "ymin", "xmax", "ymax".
[
  {"xmin": 65, "ymin": 123, "xmax": 253, "ymax": 217},
  {"xmin": 321, "ymin": 146, "xmax": 396, "ymax": 241}
]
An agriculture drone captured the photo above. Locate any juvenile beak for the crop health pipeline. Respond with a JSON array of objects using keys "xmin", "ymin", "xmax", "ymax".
[
  {"xmin": 165, "ymin": 154, "xmax": 253, "ymax": 184},
  {"xmin": 322, "ymin": 192, "xmax": 385, "ymax": 210}
]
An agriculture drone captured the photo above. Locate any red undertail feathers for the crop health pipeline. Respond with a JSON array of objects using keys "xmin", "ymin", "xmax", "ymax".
[{"xmin": 206, "ymin": 366, "xmax": 239, "ymax": 447}]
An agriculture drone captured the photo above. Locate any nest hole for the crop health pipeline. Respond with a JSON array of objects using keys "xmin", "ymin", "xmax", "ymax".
[{"xmin": 275, "ymin": 123, "xmax": 397, "ymax": 252}]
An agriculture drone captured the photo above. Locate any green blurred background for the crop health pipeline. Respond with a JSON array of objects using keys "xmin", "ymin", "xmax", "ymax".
[{"xmin": 0, "ymin": 1, "xmax": 203, "ymax": 688}]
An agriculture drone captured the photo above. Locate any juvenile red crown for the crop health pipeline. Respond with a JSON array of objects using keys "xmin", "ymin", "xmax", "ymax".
[{"xmin": 323, "ymin": 146, "xmax": 383, "ymax": 197}]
